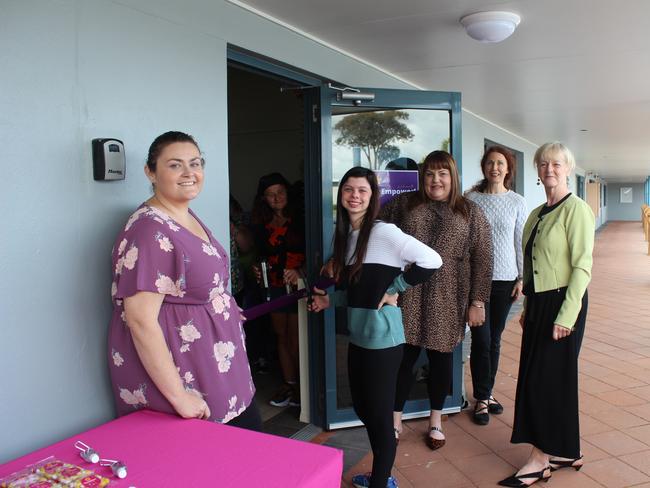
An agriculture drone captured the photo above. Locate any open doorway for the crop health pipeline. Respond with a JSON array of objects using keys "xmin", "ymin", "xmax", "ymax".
[{"xmin": 227, "ymin": 63, "xmax": 310, "ymax": 435}]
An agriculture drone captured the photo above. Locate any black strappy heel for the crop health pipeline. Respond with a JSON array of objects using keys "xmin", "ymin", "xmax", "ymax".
[
  {"xmin": 473, "ymin": 400, "xmax": 489, "ymax": 425},
  {"xmin": 549, "ymin": 455, "xmax": 583, "ymax": 471},
  {"xmin": 498, "ymin": 467, "xmax": 552, "ymax": 487},
  {"xmin": 488, "ymin": 396, "xmax": 504, "ymax": 414}
]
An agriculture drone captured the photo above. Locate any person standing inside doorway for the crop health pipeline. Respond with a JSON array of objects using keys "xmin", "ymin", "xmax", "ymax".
[{"xmin": 252, "ymin": 173, "xmax": 305, "ymax": 407}]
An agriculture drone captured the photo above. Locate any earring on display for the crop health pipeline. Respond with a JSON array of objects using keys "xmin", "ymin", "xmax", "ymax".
[
  {"xmin": 536, "ymin": 177, "xmax": 541, "ymax": 186},
  {"xmin": 100, "ymin": 459, "xmax": 128, "ymax": 479},
  {"xmin": 74, "ymin": 440, "xmax": 99, "ymax": 464}
]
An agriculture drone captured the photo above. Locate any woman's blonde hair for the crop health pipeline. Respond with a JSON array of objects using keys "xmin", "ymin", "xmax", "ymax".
[{"xmin": 534, "ymin": 142, "xmax": 576, "ymax": 172}]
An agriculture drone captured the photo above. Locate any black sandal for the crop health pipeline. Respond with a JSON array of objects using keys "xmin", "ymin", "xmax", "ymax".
[
  {"xmin": 488, "ymin": 396, "xmax": 504, "ymax": 415},
  {"xmin": 473, "ymin": 400, "xmax": 489, "ymax": 425},
  {"xmin": 549, "ymin": 455, "xmax": 583, "ymax": 471},
  {"xmin": 498, "ymin": 467, "xmax": 551, "ymax": 487}
]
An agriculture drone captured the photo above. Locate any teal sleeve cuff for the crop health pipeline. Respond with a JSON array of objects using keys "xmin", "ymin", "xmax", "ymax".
[{"xmin": 386, "ymin": 274, "xmax": 411, "ymax": 295}]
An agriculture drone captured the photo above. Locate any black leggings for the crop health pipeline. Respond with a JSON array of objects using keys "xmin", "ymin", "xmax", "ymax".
[
  {"xmin": 470, "ymin": 280, "xmax": 516, "ymax": 400},
  {"xmin": 225, "ymin": 398, "xmax": 263, "ymax": 432},
  {"xmin": 394, "ymin": 344, "xmax": 453, "ymax": 412},
  {"xmin": 348, "ymin": 343, "xmax": 403, "ymax": 488}
]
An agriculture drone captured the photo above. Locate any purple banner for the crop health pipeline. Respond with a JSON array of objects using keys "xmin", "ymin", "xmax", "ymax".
[{"xmin": 376, "ymin": 170, "xmax": 419, "ymax": 207}]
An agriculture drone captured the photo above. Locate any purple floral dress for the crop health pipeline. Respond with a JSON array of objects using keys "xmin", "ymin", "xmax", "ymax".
[{"xmin": 108, "ymin": 204, "xmax": 254, "ymax": 423}]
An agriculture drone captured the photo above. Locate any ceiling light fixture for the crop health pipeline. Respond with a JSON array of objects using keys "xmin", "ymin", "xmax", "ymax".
[{"xmin": 460, "ymin": 11, "xmax": 521, "ymax": 43}]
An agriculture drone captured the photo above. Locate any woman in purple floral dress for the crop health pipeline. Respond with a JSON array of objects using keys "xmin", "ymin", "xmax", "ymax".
[{"xmin": 108, "ymin": 131, "xmax": 260, "ymax": 430}]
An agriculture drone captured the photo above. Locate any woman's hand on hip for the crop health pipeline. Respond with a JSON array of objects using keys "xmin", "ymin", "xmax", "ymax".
[
  {"xmin": 467, "ymin": 302, "xmax": 485, "ymax": 327},
  {"xmin": 378, "ymin": 292, "xmax": 399, "ymax": 309},
  {"xmin": 552, "ymin": 324, "xmax": 572, "ymax": 341},
  {"xmin": 172, "ymin": 390, "xmax": 211, "ymax": 420},
  {"xmin": 511, "ymin": 280, "xmax": 523, "ymax": 301}
]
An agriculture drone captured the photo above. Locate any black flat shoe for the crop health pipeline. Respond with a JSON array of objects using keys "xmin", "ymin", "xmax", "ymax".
[
  {"xmin": 473, "ymin": 400, "xmax": 489, "ymax": 425},
  {"xmin": 488, "ymin": 396, "xmax": 504, "ymax": 415},
  {"xmin": 549, "ymin": 455, "xmax": 583, "ymax": 471},
  {"xmin": 498, "ymin": 467, "xmax": 551, "ymax": 487}
]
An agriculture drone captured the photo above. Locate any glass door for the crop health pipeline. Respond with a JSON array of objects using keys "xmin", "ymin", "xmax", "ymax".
[{"xmin": 319, "ymin": 86, "xmax": 464, "ymax": 428}]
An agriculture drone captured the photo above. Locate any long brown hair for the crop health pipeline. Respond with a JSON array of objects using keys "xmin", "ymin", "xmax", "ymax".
[
  {"xmin": 469, "ymin": 145, "xmax": 516, "ymax": 193},
  {"xmin": 408, "ymin": 151, "xmax": 469, "ymax": 218},
  {"xmin": 332, "ymin": 167, "xmax": 380, "ymax": 283}
]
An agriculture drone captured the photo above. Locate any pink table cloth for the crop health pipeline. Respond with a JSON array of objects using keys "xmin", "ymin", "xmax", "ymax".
[{"xmin": 0, "ymin": 410, "xmax": 343, "ymax": 487}]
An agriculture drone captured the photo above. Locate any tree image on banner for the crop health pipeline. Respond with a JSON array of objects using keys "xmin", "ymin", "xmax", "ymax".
[{"xmin": 334, "ymin": 111, "xmax": 414, "ymax": 170}]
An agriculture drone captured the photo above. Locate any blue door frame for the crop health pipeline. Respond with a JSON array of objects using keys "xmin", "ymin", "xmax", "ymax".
[
  {"xmin": 228, "ymin": 47, "xmax": 463, "ymax": 430},
  {"xmin": 321, "ymin": 85, "xmax": 463, "ymax": 428}
]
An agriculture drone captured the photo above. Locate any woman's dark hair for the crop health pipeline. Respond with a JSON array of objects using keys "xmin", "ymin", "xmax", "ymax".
[
  {"xmin": 332, "ymin": 167, "xmax": 380, "ymax": 283},
  {"xmin": 146, "ymin": 131, "xmax": 202, "ymax": 172},
  {"xmin": 408, "ymin": 150, "xmax": 469, "ymax": 218},
  {"xmin": 469, "ymin": 145, "xmax": 516, "ymax": 193},
  {"xmin": 251, "ymin": 172, "xmax": 293, "ymax": 225}
]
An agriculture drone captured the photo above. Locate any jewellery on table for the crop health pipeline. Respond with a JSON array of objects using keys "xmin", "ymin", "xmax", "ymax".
[
  {"xmin": 74, "ymin": 441, "xmax": 99, "ymax": 464},
  {"xmin": 100, "ymin": 459, "xmax": 128, "ymax": 479}
]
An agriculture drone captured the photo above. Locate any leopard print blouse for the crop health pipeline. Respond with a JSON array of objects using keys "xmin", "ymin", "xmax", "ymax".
[{"xmin": 379, "ymin": 193, "xmax": 493, "ymax": 352}]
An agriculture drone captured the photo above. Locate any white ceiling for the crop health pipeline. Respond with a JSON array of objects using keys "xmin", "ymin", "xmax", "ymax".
[{"xmin": 232, "ymin": 0, "xmax": 650, "ymax": 183}]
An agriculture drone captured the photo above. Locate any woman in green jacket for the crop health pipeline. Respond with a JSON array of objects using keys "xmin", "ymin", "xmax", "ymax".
[{"xmin": 499, "ymin": 142, "xmax": 595, "ymax": 487}]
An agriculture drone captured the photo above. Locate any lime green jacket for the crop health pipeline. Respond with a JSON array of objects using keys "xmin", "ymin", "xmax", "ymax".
[{"xmin": 522, "ymin": 194, "xmax": 595, "ymax": 329}]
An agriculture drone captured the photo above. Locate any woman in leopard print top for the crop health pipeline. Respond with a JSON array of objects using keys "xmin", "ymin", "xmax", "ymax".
[{"xmin": 380, "ymin": 151, "xmax": 493, "ymax": 451}]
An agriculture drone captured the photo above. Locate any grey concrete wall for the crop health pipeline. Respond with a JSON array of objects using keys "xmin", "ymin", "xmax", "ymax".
[{"xmin": 607, "ymin": 183, "xmax": 645, "ymax": 221}]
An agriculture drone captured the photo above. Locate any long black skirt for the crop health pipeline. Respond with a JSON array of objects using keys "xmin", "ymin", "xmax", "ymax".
[{"xmin": 511, "ymin": 287, "xmax": 587, "ymax": 458}]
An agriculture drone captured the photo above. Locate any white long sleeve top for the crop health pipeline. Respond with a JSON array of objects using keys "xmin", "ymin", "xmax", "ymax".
[{"xmin": 466, "ymin": 190, "xmax": 527, "ymax": 281}]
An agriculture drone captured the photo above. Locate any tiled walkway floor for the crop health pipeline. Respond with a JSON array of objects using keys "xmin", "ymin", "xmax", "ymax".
[{"xmin": 330, "ymin": 221, "xmax": 650, "ymax": 487}]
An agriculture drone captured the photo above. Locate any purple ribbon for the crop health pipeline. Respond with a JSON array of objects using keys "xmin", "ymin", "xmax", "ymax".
[{"xmin": 242, "ymin": 277, "xmax": 335, "ymax": 321}]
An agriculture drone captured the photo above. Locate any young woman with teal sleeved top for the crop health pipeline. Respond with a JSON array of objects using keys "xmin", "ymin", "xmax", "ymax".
[{"xmin": 310, "ymin": 167, "xmax": 442, "ymax": 488}]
